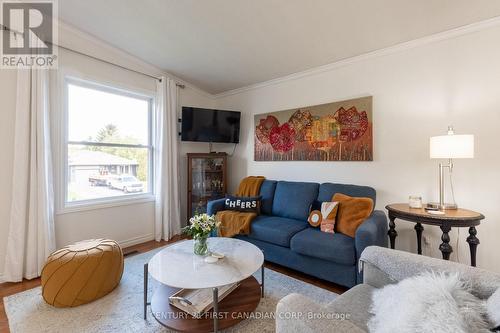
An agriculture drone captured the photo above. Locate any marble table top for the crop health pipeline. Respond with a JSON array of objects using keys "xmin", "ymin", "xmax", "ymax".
[{"xmin": 148, "ymin": 238, "xmax": 264, "ymax": 289}]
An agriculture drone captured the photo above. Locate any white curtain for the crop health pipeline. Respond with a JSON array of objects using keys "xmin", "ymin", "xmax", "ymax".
[
  {"xmin": 154, "ymin": 77, "xmax": 181, "ymax": 241},
  {"xmin": 3, "ymin": 66, "xmax": 56, "ymax": 282}
]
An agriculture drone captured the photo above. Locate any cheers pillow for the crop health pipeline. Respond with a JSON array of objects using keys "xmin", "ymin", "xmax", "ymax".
[{"xmin": 224, "ymin": 195, "xmax": 261, "ymax": 213}]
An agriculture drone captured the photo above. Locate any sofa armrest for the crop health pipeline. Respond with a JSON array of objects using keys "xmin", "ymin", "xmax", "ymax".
[
  {"xmin": 360, "ymin": 246, "xmax": 500, "ymax": 298},
  {"xmin": 206, "ymin": 198, "xmax": 226, "ymax": 216},
  {"xmin": 276, "ymin": 293, "xmax": 365, "ymax": 333},
  {"xmin": 355, "ymin": 210, "xmax": 387, "ymax": 254},
  {"xmin": 354, "ymin": 210, "xmax": 388, "ymax": 284}
]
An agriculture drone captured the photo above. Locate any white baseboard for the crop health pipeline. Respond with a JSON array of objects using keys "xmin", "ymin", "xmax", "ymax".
[
  {"xmin": 118, "ymin": 233, "xmax": 155, "ymax": 249},
  {"xmin": 0, "ymin": 235, "xmax": 156, "ymax": 283}
]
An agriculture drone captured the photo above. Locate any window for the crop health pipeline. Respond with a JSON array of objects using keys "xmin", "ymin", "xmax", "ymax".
[{"xmin": 63, "ymin": 78, "xmax": 154, "ymax": 207}]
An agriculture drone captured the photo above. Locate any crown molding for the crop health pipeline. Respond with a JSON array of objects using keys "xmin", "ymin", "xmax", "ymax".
[
  {"xmin": 214, "ymin": 16, "xmax": 500, "ymax": 99},
  {"xmin": 54, "ymin": 15, "xmax": 500, "ymax": 101},
  {"xmin": 56, "ymin": 20, "xmax": 214, "ymax": 100}
]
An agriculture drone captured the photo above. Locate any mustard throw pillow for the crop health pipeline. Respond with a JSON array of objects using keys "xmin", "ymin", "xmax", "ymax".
[{"xmin": 332, "ymin": 193, "xmax": 373, "ymax": 237}]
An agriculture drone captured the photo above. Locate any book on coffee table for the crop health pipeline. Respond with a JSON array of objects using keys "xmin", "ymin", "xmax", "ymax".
[{"xmin": 169, "ymin": 282, "xmax": 240, "ymax": 318}]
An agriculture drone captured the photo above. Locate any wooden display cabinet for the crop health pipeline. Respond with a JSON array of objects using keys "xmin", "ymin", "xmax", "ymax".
[{"xmin": 187, "ymin": 153, "xmax": 227, "ymax": 219}]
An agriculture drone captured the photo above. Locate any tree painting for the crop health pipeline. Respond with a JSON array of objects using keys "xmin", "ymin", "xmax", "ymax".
[{"xmin": 254, "ymin": 96, "xmax": 373, "ymax": 161}]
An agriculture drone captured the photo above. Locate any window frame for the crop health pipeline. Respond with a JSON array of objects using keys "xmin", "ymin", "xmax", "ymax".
[{"xmin": 58, "ymin": 76, "xmax": 155, "ymax": 214}]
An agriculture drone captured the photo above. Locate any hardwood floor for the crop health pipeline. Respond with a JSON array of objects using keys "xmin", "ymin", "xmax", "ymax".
[
  {"xmin": 0, "ymin": 237, "xmax": 175, "ymax": 333},
  {"xmin": 0, "ymin": 276, "xmax": 41, "ymax": 333},
  {"xmin": 0, "ymin": 236, "xmax": 346, "ymax": 333}
]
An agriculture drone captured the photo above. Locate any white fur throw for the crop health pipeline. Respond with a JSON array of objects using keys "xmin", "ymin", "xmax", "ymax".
[
  {"xmin": 488, "ymin": 288, "xmax": 500, "ymax": 327},
  {"xmin": 368, "ymin": 272, "xmax": 492, "ymax": 333}
]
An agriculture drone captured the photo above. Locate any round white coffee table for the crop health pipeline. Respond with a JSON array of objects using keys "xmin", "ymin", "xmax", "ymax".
[{"xmin": 144, "ymin": 238, "xmax": 264, "ymax": 332}]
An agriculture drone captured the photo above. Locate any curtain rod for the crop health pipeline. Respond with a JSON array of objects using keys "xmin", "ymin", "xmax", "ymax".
[{"xmin": 0, "ymin": 24, "xmax": 186, "ymax": 88}]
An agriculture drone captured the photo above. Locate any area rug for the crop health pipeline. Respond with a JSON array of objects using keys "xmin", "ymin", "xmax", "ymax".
[{"xmin": 4, "ymin": 246, "xmax": 337, "ymax": 332}]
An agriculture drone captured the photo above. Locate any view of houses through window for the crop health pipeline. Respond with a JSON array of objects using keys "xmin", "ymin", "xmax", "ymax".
[{"xmin": 66, "ymin": 80, "xmax": 153, "ymax": 204}]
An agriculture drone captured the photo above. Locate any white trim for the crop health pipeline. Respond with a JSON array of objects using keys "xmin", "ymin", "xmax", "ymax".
[
  {"xmin": 214, "ymin": 16, "xmax": 500, "ymax": 98},
  {"xmin": 0, "ymin": 236, "xmax": 156, "ymax": 284},
  {"xmin": 56, "ymin": 14, "xmax": 500, "ymax": 99},
  {"xmin": 118, "ymin": 233, "xmax": 155, "ymax": 249},
  {"xmin": 56, "ymin": 195, "xmax": 155, "ymax": 215},
  {"xmin": 65, "ymin": 75, "xmax": 156, "ymax": 100},
  {"xmin": 57, "ymin": 76, "xmax": 155, "ymax": 213},
  {"xmin": 56, "ymin": 19, "xmax": 214, "ymax": 100}
]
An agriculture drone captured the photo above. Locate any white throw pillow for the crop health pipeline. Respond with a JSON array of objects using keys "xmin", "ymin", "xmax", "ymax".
[
  {"xmin": 488, "ymin": 288, "xmax": 500, "ymax": 328},
  {"xmin": 368, "ymin": 271, "xmax": 491, "ymax": 333}
]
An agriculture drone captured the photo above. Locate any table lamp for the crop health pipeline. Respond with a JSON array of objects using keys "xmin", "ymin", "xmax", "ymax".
[{"xmin": 429, "ymin": 126, "xmax": 474, "ymax": 210}]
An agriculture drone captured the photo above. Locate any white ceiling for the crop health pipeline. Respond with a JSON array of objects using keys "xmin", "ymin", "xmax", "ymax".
[{"xmin": 59, "ymin": 0, "xmax": 500, "ymax": 94}]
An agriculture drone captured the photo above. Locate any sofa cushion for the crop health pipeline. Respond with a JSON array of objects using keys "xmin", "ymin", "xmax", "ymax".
[
  {"xmin": 272, "ymin": 181, "xmax": 319, "ymax": 221},
  {"xmin": 259, "ymin": 180, "xmax": 277, "ymax": 215},
  {"xmin": 290, "ymin": 228, "xmax": 356, "ymax": 265},
  {"xmin": 248, "ymin": 215, "xmax": 307, "ymax": 247},
  {"xmin": 318, "ymin": 183, "xmax": 376, "ymax": 207}
]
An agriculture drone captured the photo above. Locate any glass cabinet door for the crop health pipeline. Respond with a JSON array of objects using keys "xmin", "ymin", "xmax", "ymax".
[{"xmin": 190, "ymin": 156, "xmax": 225, "ymax": 217}]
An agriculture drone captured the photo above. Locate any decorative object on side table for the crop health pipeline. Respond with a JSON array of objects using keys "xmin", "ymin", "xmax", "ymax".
[
  {"xmin": 385, "ymin": 203, "xmax": 484, "ymax": 266},
  {"xmin": 182, "ymin": 213, "xmax": 221, "ymax": 256},
  {"xmin": 429, "ymin": 126, "xmax": 474, "ymax": 210},
  {"xmin": 408, "ymin": 195, "xmax": 422, "ymax": 208}
]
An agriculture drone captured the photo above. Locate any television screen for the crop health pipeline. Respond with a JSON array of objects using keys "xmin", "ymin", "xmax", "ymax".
[{"xmin": 181, "ymin": 107, "xmax": 241, "ymax": 143}]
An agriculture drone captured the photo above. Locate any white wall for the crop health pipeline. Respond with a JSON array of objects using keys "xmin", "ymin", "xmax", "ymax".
[
  {"xmin": 215, "ymin": 24, "xmax": 500, "ymax": 273},
  {"xmin": 0, "ymin": 22, "xmax": 215, "ymax": 279}
]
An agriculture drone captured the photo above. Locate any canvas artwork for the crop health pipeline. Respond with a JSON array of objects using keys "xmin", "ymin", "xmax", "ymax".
[{"xmin": 254, "ymin": 96, "xmax": 373, "ymax": 161}]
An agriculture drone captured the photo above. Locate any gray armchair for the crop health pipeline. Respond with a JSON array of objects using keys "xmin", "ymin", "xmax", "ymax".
[{"xmin": 276, "ymin": 246, "xmax": 500, "ymax": 332}]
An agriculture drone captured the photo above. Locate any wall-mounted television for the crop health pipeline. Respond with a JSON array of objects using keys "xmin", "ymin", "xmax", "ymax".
[{"xmin": 181, "ymin": 107, "xmax": 241, "ymax": 143}]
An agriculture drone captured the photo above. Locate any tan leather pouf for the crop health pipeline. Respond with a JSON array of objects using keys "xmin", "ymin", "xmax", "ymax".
[{"xmin": 41, "ymin": 239, "xmax": 124, "ymax": 307}]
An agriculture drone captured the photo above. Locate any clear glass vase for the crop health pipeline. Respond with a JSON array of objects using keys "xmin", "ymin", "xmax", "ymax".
[{"xmin": 193, "ymin": 235, "xmax": 209, "ymax": 256}]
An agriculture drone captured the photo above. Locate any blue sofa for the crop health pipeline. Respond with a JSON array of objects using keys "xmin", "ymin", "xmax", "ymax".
[{"xmin": 207, "ymin": 180, "xmax": 388, "ymax": 288}]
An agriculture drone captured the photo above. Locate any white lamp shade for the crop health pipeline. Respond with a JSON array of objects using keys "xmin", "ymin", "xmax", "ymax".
[{"xmin": 429, "ymin": 134, "xmax": 474, "ymax": 159}]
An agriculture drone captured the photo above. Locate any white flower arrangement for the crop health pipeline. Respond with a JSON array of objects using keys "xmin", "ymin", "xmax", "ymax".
[{"xmin": 182, "ymin": 213, "xmax": 221, "ymax": 238}]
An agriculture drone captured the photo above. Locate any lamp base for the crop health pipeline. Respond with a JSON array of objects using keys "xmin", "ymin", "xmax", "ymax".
[{"xmin": 427, "ymin": 202, "xmax": 458, "ymax": 210}]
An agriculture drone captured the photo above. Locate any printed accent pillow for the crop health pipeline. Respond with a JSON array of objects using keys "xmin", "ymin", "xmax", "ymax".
[
  {"xmin": 308, "ymin": 210, "xmax": 322, "ymax": 227},
  {"xmin": 224, "ymin": 195, "xmax": 261, "ymax": 213},
  {"xmin": 307, "ymin": 202, "xmax": 339, "ymax": 233}
]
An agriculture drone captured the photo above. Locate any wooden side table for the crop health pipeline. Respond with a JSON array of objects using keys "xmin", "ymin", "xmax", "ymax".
[{"xmin": 385, "ymin": 204, "xmax": 485, "ymax": 266}]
